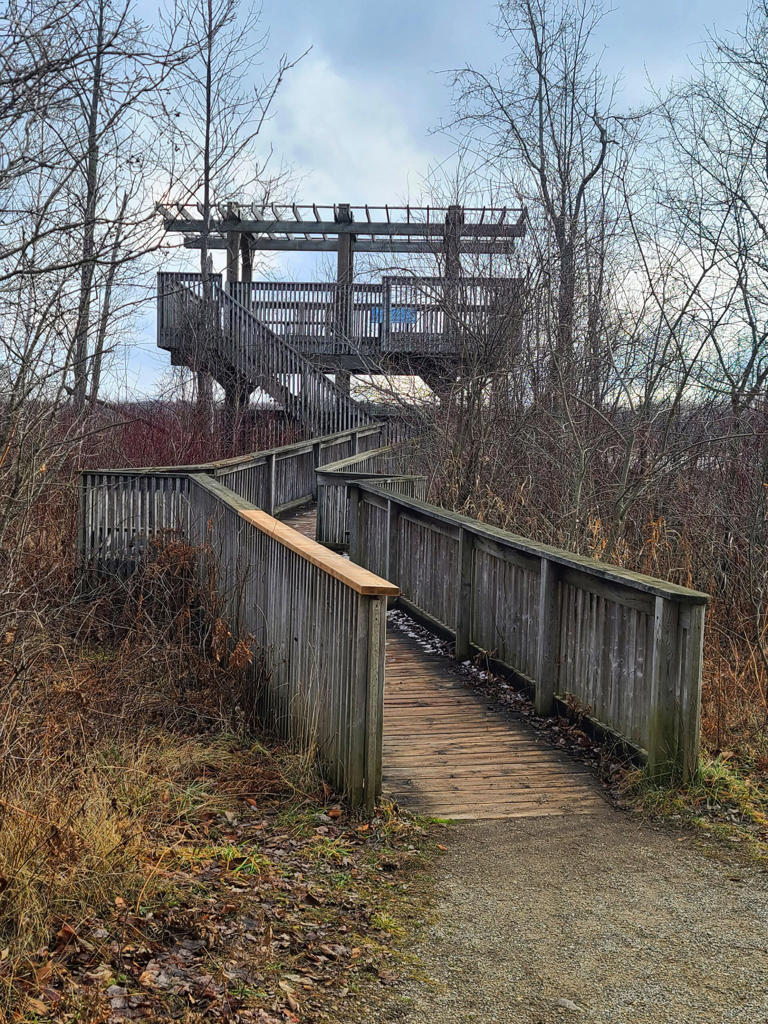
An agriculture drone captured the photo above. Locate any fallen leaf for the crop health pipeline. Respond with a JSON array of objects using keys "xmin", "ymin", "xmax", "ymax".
[
  {"xmin": 279, "ymin": 979, "xmax": 300, "ymax": 1011},
  {"xmin": 36, "ymin": 960, "xmax": 53, "ymax": 984},
  {"xmin": 55, "ymin": 922, "xmax": 78, "ymax": 950}
]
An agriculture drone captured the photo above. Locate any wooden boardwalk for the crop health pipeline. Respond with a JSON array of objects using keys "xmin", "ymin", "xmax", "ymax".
[
  {"xmin": 282, "ymin": 504, "xmax": 605, "ymax": 820},
  {"xmin": 383, "ymin": 628, "xmax": 603, "ymax": 819}
]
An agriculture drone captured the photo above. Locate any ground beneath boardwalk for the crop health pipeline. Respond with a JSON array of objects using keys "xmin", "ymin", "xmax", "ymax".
[{"xmin": 362, "ymin": 812, "xmax": 768, "ymax": 1024}]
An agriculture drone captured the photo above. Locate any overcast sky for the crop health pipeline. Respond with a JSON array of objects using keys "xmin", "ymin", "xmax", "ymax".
[{"xmin": 126, "ymin": 0, "xmax": 750, "ymax": 397}]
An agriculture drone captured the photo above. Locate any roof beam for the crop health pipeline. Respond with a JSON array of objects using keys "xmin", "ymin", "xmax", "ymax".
[
  {"xmin": 183, "ymin": 238, "xmax": 520, "ymax": 254},
  {"xmin": 165, "ymin": 218, "xmax": 526, "ymax": 239}
]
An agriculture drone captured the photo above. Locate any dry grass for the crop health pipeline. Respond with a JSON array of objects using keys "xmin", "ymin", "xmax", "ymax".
[{"xmin": 0, "ymin": 547, "xmax": 254, "ymax": 957}]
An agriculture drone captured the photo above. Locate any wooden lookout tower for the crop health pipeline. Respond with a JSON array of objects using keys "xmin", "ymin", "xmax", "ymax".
[{"xmin": 157, "ymin": 202, "xmax": 526, "ymax": 431}]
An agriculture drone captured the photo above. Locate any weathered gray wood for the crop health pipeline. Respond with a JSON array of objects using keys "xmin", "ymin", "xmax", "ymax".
[
  {"xmin": 647, "ymin": 596, "xmax": 682, "ymax": 780},
  {"xmin": 184, "ymin": 239, "xmax": 525, "ymax": 254},
  {"xmin": 679, "ymin": 603, "xmax": 705, "ymax": 782},
  {"xmin": 387, "ymin": 498, "xmax": 400, "ymax": 592},
  {"xmin": 354, "ymin": 486, "xmax": 708, "ymax": 605},
  {"xmin": 534, "ymin": 558, "xmax": 559, "ymax": 715},
  {"xmin": 454, "ymin": 528, "xmax": 474, "ymax": 661},
  {"xmin": 348, "ymin": 484, "xmax": 362, "ymax": 562},
  {"xmin": 157, "ymin": 272, "xmax": 373, "ymax": 435},
  {"xmin": 266, "ymin": 452, "xmax": 276, "ymax": 515},
  {"xmin": 226, "ymin": 229, "xmax": 240, "ymax": 283},
  {"xmin": 168, "ymin": 217, "xmax": 526, "ymax": 239},
  {"xmin": 350, "ymin": 482, "xmax": 707, "ymax": 778}
]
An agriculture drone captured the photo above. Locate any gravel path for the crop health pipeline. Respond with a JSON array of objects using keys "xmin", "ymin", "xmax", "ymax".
[{"xmin": 370, "ymin": 810, "xmax": 768, "ymax": 1024}]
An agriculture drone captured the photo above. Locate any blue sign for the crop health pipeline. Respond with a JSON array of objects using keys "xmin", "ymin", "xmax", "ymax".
[{"xmin": 371, "ymin": 306, "xmax": 417, "ymax": 326}]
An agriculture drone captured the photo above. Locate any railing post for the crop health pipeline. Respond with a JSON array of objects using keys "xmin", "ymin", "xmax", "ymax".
[
  {"xmin": 363, "ymin": 594, "xmax": 386, "ymax": 810},
  {"xmin": 535, "ymin": 557, "xmax": 561, "ymax": 715},
  {"xmin": 348, "ymin": 484, "xmax": 362, "ymax": 563},
  {"xmin": 266, "ymin": 453, "xmax": 276, "ymax": 516},
  {"xmin": 679, "ymin": 602, "xmax": 704, "ymax": 783},
  {"xmin": 77, "ymin": 472, "xmax": 88, "ymax": 572},
  {"xmin": 352, "ymin": 429, "xmax": 360, "ymax": 456},
  {"xmin": 386, "ymin": 498, "xmax": 400, "ymax": 594},
  {"xmin": 648, "ymin": 595, "xmax": 682, "ymax": 781},
  {"xmin": 382, "ymin": 277, "xmax": 392, "ymax": 349},
  {"xmin": 455, "ymin": 528, "xmax": 474, "ymax": 661},
  {"xmin": 312, "ymin": 441, "xmax": 322, "ymax": 499}
]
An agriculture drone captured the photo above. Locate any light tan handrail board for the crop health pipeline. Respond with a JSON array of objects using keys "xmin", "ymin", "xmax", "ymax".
[
  {"xmin": 187, "ymin": 474, "xmax": 395, "ymax": 805},
  {"xmin": 348, "ymin": 482, "xmax": 708, "ymax": 782}
]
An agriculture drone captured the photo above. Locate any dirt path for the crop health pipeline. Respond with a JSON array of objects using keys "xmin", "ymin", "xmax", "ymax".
[{"xmin": 367, "ymin": 811, "xmax": 768, "ymax": 1024}]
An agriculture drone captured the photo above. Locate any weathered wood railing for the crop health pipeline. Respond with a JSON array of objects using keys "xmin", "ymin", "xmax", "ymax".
[
  {"xmin": 80, "ymin": 421, "xmax": 710, "ymax": 790},
  {"xmin": 78, "ymin": 452, "xmax": 397, "ymax": 807},
  {"xmin": 79, "ymin": 426, "xmax": 385, "ymax": 570},
  {"xmin": 157, "ymin": 272, "xmax": 372, "ymax": 435},
  {"xmin": 188, "ymin": 476, "xmax": 395, "ymax": 807},
  {"xmin": 225, "ymin": 276, "xmax": 522, "ymax": 356},
  {"xmin": 211, "ymin": 425, "xmax": 385, "ymax": 514},
  {"xmin": 315, "ymin": 445, "xmax": 427, "ymax": 550},
  {"xmin": 346, "ymin": 482, "xmax": 708, "ymax": 781}
]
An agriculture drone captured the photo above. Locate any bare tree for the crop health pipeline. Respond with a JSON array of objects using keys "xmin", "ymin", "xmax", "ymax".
[
  {"xmin": 163, "ymin": 0, "xmax": 301, "ymax": 420},
  {"xmin": 445, "ymin": 0, "xmax": 630, "ymax": 393}
]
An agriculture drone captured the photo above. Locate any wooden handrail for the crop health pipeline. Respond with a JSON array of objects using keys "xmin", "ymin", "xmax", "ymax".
[
  {"xmin": 240, "ymin": 509, "xmax": 399, "ymax": 596},
  {"xmin": 356, "ymin": 482, "xmax": 708, "ymax": 605},
  {"xmin": 190, "ymin": 473, "xmax": 398, "ymax": 596}
]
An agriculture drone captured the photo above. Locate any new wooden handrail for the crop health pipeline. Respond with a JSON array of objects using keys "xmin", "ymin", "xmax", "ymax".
[
  {"xmin": 191, "ymin": 473, "xmax": 399, "ymax": 597},
  {"xmin": 239, "ymin": 508, "xmax": 399, "ymax": 596}
]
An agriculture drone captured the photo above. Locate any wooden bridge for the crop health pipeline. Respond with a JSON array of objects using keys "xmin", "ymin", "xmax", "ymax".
[
  {"xmin": 80, "ymin": 425, "xmax": 709, "ymax": 817},
  {"xmin": 283, "ymin": 503, "xmax": 604, "ymax": 819}
]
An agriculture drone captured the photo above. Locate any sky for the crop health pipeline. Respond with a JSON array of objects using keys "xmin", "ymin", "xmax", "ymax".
[{"xmin": 125, "ymin": 0, "xmax": 751, "ymax": 397}]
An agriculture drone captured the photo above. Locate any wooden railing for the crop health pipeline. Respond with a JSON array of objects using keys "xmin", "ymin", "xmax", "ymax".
[
  {"xmin": 212, "ymin": 426, "xmax": 385, "ymax": 514},
  {"xmin": 79, "ymin": 426, "xmax": 385, "ymax": 572},
  {"xmin": 80, "ymin": 419, "xmax": 710, "ymax": 790},
  {"xmin": 228, "ymin": 280, "xmax": 384, "ymax": 355},
  {"xmin": 315, "ymin": 445, "xmax": 427, "ymax": 550},
  {"xmin": 188, "ymin": 476, "xmax": 395, "ymax": 807},
  {"xmin": 78, "ymin": 448, "xmax": 397, "ymax": 808},
  {"xmin": 223, "ymin": 276, "xmax": 522, "ymax": 356},
  {"xmin": 156, "ymin": 272, "xmax": 372, "ymax": 435},
  {"xmin": 346, "ymin": 482, "xmax": 708, "ymax": 782}
]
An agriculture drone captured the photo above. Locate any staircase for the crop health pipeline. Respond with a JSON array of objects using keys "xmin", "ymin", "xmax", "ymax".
[{"xmin": 157, "ymin": 272, "xmax": 373, "ymax": 435}]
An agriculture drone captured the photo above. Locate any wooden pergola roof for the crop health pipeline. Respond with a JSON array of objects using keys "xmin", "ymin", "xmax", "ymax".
[{"xmin": 158, "ymin": 202, "xmax": 527, "ymax": 255}]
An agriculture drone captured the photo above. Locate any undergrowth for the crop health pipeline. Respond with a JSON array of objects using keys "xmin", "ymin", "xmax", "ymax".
[
  {"xmin": 618, "ymin": 755, "xmax": 768, "ymax": 862},
  {"xmin": 0, "ymin": 541, "xmax": 430, "ymax": 1021}
]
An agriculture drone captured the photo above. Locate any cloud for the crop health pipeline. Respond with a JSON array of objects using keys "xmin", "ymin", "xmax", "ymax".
[{"xmin": 269, "ymin": 53, "xmax": 436, "ymax": 205}]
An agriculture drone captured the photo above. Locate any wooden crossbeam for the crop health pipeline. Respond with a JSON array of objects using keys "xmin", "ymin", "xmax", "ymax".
[
  {"xmin": 165, "ymin": 217, "xmax": 526, "ymax": 238},
  {"xmin": 183, "ymin": 238, "xmax": 520, "ymax": 254}
]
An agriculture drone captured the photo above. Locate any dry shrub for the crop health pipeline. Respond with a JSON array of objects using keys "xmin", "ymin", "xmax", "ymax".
[{"xmin": 0, "ymin": 536, "xmax": 271, "ymax": 967}]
